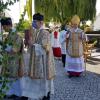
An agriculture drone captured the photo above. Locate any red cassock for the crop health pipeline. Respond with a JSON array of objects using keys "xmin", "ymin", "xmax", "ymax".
[{"xmin": 52, "ymin": 31, "xmax": 61, "ymax": 57}]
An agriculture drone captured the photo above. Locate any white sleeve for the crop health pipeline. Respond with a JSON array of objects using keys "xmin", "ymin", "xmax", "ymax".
[{"xmin": 59, "ymin": 30, "xmax": 67, "ymax": 44}]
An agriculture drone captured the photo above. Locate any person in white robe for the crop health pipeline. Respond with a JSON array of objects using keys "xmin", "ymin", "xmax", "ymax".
[
  {"xmin": 21, "ymin": 13, "xmax": 55, "ymax": 100},
  {"xmin": 0, "ymin": 17, "xmax": 23, "ymax": 99},
  {"xmin": 59, "ymin": 26, "xmax": 67, "ymax": 67},
  {"xmin": 51, "ymin": 27, "xmax": 61, "ymax": 58},
  {"xmin": 65, "ymin": 15, "xmax": 86, "ymax": 78}
]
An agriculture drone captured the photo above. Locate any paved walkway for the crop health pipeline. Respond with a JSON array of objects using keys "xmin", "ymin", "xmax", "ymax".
[
  {"xmin": 4, "ymin": 51, "xmax": 100, "ymax": 100},
  {"xmin": 51, "ymin": 54, "xmax": 100, "ymax": 100}
]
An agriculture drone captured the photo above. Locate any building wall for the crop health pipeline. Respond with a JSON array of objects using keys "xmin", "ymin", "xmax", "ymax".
[{"xmin": 93, "ymin": 13, "xmax": 100, "ymax": 31}]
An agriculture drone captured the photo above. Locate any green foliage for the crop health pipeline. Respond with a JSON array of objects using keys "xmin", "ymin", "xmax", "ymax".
[
  {"xmin": 0, "ymin": 0, "xmax": 20, "ymax": 99},
  {"xmin": 0, "ymin": 77, "xmax": 10, "ymax": 99},
  {"xmin": 0, "ymin": 0, "xmax": 19, "ymax": 13},
  {"xmin": 0, "ymin": 33, "xmax": 11, "ymax": 99},
  {"xmin": 16, "ymin": 7, "xmax": 31, "ymax": 32},
  {"xmin": 16, "ymin": 20, "xmax": 31, "ymax": 32},
  {"xmin": 23, "ymin": 20, "xmax": 30, "ymax": 29},
  {"xmin": 35, "ymin": 0, "xmax": 96, "ymax": 23}
]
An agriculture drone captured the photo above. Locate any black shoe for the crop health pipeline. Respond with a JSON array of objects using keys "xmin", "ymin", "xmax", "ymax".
[
  {"xmin": 68, "ymin": 75, "xmax": 73, "ymax": 78},
  {"xmin": 42, "ymin": 96, "xmax": 47, "ymax": 100},
  {"xmin": 20, "ymin": 96, "xmax": 28, "ymax": 100},
  {"xmin": 6, "ymin": 95, "xmax": 19, "ymax": 99},
  {"xmin": 47, "ymin": 92, "xmax": 50, "ymax": 100},
  {"xmin": 76, "ymin": 75, "xmax": 80, "ymax": 77}
]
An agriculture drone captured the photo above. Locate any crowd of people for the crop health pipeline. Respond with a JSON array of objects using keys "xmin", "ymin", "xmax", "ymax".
[{"xmin": 0, "ymin": 13, "xmax": 87, "ymax": 100}]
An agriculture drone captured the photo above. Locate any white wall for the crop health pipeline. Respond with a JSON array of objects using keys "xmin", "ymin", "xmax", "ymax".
[{"xmin": 93, "ymin": 14, "xmax": 100, "ymax": 31}]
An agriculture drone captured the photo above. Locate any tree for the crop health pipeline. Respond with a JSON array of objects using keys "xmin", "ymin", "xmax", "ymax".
[
  {"xmin": 0, "ymin": 0, "xmax": 19, "ymax": 99},
  {"xmin": 25, "ymin": 0, "xmax": 32, "ymax": 22},
  {"xmin": 34, "ymin": 0, "xmax": 96, "ymax": 23},
  {"xmin": 0, "ymin": 0, "xmax": 19, "ymax": 16}
]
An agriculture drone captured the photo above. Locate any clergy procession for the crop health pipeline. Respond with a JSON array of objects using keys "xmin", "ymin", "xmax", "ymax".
[
  {"xmin": 1, "ymin": 0, "xmax": 100, "ymax": 99},
  {"xmin": 0, "ymin": 13, "xmax": 91, "ymax": 100}
]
